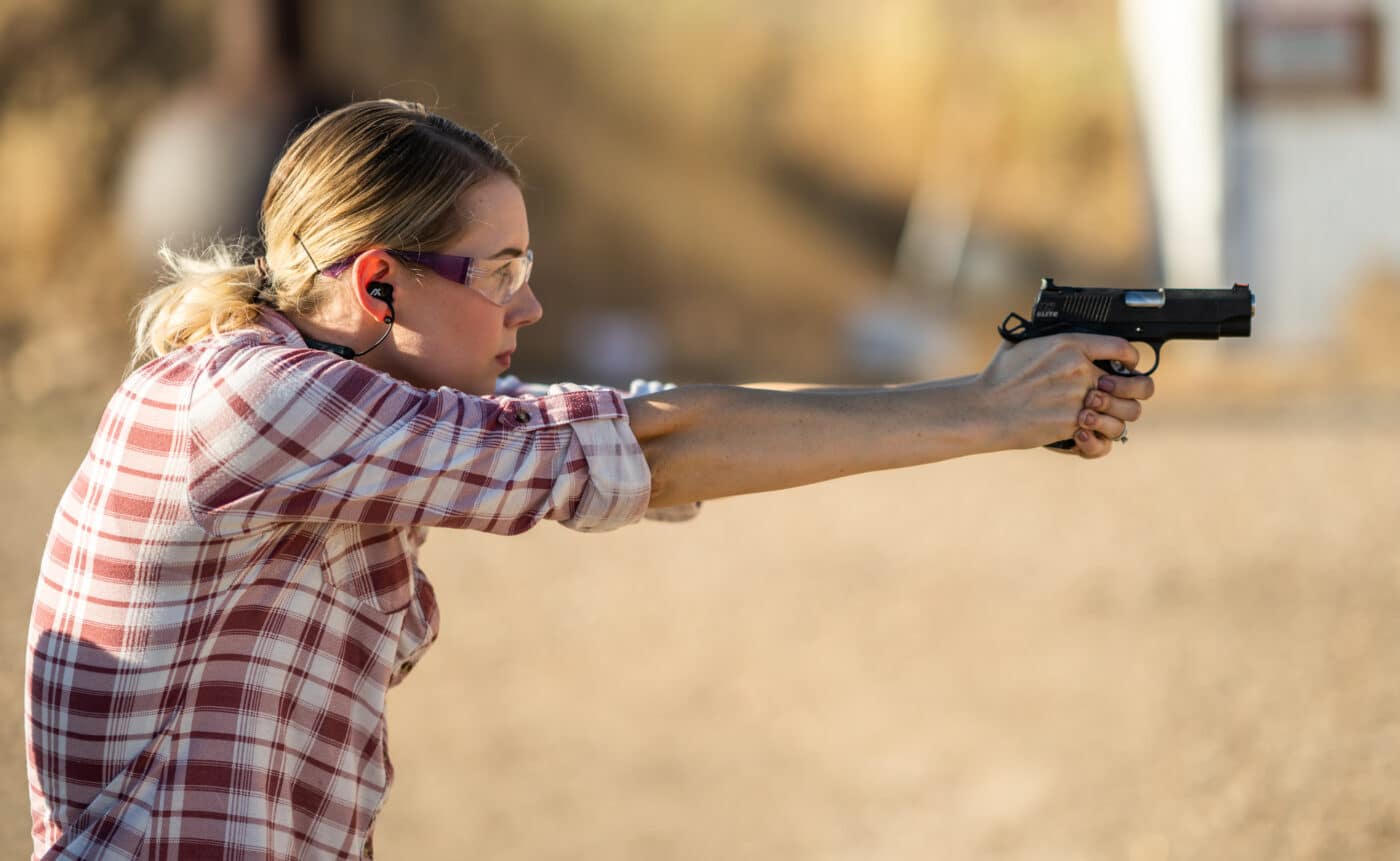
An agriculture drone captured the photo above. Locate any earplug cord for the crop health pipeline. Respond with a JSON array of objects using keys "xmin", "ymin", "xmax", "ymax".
[{"xmin": 293, "ymin": 233, "xmax": 396, "ymax": 360}]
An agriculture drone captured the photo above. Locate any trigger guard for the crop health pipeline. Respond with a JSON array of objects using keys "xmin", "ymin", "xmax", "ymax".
[
  {"xmin": 1104, "ymin": 342, "xmax": 1162, "ymax": 377},
  {"xmin": 1138, "ymin": 342, "xmax": 1162, "ymax": 376}
]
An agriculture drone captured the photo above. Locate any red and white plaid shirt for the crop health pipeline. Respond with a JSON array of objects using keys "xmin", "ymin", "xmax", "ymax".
[{"xmin": 26, "ymin": 310, "xmax": 657, "ymax": 859}]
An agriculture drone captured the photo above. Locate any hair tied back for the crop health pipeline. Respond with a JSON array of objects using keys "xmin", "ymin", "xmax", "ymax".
[{"xmin": 253, "ymin": 256, "xmax": 275, "ymax": 305}]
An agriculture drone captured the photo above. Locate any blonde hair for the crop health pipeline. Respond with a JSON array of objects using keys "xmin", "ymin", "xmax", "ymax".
[{"xmin": 131, "ymin": 99, "xmax": 521, "ymax": 367}]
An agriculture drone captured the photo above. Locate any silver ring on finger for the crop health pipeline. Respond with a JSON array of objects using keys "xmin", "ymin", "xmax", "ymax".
[{"xmin": 1115, "ymin": 430, "xmax": 1128, "ymax": 444}]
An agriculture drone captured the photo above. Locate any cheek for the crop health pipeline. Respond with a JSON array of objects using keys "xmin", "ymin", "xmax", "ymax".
[
  {"xmin": 458, "ymin": 308, "xmax": 507, "ymax": 345},
  {"xmin": 414, "ymin": 295, "xmax": 499, "ymax": 335},
  {"xmin": 423, "ymin": 304, "xmax": 507, "ymax": 358}
]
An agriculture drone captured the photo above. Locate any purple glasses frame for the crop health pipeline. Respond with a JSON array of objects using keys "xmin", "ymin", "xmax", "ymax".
[{"xmin": 323, "ymin": 248, "xmax": 534, "ymax": 306}]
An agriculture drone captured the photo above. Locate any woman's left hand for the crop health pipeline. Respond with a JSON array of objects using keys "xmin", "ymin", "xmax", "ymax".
[{"xmin": 1061, "ymin": 372, "xmax": 1156, "ymax": 458}]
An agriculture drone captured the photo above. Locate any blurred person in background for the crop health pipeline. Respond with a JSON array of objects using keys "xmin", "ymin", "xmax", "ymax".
[
  {"xmin": 117, "ymin": 0, "xmax": 335, "ymax": 270},
  {"xmin": 25, "ymin": 99, "xmax": 1151, "ymax": 859}
]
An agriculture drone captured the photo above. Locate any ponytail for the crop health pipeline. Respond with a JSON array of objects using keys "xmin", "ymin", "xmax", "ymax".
[{"xmin": 130, "ymin": 241, "xmax": 266, "ymax": 370}]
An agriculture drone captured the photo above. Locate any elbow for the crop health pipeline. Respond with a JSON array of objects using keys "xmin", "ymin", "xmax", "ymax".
[
  {"xmin": 640, "ymin": 437, "xmax": 673, "ymax": 508},
  {"xmin": 639, "ymin": 438, "xmax": 696, "ymax": 510},
  {"xmin": 647, "ymin": 468, "xmax": 678, "ymax": 510},
  {"xmin": 627, "ymin": 386, "xmax": 720, "ymax": 509}
]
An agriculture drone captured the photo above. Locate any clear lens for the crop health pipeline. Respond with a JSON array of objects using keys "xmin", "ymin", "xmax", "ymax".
[{"xmin": 477, "ymin": 251, "xmax": 533, "ymax": 305}]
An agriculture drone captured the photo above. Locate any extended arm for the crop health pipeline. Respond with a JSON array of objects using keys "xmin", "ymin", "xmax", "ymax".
[
  {"xmin": 737, "ymin": 375, "xmax": 977, "ymax": 394},
  {"xmin": 626, "ymin": 381, "xmax": 995, "ymax": 508},
  {"xmin": 626, "ymin": 335, "xmax": 1154, "ymax": 508}
]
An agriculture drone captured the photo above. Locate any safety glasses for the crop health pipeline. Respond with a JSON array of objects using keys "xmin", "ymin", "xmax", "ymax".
[{"xmin": 324, "ymin": 248, "xmax": 534, "ymax": 306}]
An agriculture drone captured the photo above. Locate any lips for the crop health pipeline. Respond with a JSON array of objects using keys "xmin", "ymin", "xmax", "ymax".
[{"xmin": 495, "ymin": 350, "xmax": 513, "ymax": 367}]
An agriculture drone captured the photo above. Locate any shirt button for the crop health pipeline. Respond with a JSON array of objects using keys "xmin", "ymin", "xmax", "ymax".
[{"xmin": 514, "ymin": 409, "xmax": 530, "ymax": 424}]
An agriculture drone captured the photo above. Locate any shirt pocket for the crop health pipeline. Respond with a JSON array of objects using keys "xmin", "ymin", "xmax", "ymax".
[{"xmin": 321, "ymin": 524, "xmax": 418, "ymax": 614}]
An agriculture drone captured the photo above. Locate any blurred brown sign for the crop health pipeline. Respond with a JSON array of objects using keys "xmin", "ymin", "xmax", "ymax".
[{"xmin": 1232, "ymin": 6, "xmax": 1382, "ymax": 101}]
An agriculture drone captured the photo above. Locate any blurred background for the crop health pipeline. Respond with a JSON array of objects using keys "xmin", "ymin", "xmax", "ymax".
[{"xmin": 4, "ymin": 0, "xmax": 1399, "ymax": 858}]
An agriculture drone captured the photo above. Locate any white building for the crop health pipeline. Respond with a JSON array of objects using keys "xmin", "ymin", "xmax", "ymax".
[{"xmin": 1123, "ymin": 0, "xmax": 1395, "ymax": 348}]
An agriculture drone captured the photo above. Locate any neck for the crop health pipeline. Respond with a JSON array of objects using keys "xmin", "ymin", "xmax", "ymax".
[{"xmin": 285, "ymin": 301, "xmax": 377, "ymax": 355}]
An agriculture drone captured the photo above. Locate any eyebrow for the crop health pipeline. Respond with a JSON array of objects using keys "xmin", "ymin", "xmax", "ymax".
[{"xmin": 488, "ymin": 246, "xmax": 528, "ymax": 258}]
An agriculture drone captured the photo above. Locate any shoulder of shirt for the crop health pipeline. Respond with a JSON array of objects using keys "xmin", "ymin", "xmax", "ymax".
[
  {"xmin": 179, "ymin": 310, "xmax": 424, "ymax": 395},
  {"xmin": 139, "ymin": 313, "xmax": 631, "ymax": 428}
]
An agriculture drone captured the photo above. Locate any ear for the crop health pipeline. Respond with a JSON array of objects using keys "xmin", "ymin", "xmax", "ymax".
[{"xmin": 350, "ymin": 249, "xmax": 398, "ymax": 323}]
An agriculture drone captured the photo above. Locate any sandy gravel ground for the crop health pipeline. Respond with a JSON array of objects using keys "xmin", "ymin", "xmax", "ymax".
[{"xmin": 5, "ymin": 406, "xmax": 1398, "ymax": 859}]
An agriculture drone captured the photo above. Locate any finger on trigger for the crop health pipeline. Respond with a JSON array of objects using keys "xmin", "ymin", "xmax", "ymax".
[{"xmin": 1077, "ymin": 334, "xmax": 1140, "ymax": 369}]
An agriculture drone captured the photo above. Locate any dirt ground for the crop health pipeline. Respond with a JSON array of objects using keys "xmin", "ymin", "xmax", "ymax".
[{"xmin": 4, "ymin": 396, "xmax": 1398, "ymax": 859}]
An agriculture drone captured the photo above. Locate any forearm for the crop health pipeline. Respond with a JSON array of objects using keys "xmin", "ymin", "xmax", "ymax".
[
  {"xmin": 739, "ymin": 375, "xmax": 977, "ymax": 395},
  {"xmin": 625, "ymin": 381, "xmax": 1001, "ymax": 508}
]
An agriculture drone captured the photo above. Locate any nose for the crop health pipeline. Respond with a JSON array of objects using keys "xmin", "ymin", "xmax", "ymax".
[{"xmin": 505, "ymin": 282, "xmax": 543, "ymax": 329}]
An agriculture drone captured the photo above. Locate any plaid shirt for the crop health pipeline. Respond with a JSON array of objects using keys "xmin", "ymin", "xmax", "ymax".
[{"xmin": 26, "ymin": 310, "xmax": 655, "ymax": 859}]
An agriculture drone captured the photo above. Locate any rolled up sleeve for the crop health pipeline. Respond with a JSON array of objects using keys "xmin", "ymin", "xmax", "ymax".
[
  {"xmin": 498, "ymin": 375, "xmax": 702, "ymax": 524},
  {"xmin": 186, "ymin": 344, "xmax": 651, "ymax": 536}
]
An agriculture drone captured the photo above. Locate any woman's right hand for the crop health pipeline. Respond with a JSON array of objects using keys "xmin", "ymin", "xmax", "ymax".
[{"xmin": 974, "ymin": 334, "xmax": 1155, "ymax": 458}]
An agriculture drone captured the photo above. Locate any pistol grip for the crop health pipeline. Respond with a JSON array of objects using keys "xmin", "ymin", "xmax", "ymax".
[
  {"xmin": 1045, "ymin": 358, "xmax": 1142, "ymax": 450},
  {"xmin": 1045, "ymin": 345, "xmax": 1160, "ymax": 450}
]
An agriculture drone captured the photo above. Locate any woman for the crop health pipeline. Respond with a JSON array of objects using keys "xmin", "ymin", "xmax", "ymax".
[{"xmin": 26, "ymin": 99, "xmax": 1151, "ymax": 859}]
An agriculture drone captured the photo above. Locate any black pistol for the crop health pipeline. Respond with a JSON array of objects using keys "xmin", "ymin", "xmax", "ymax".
[{"xmin": 998, "ymin": 277, "xmax": 1255, "ymax": 448}]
